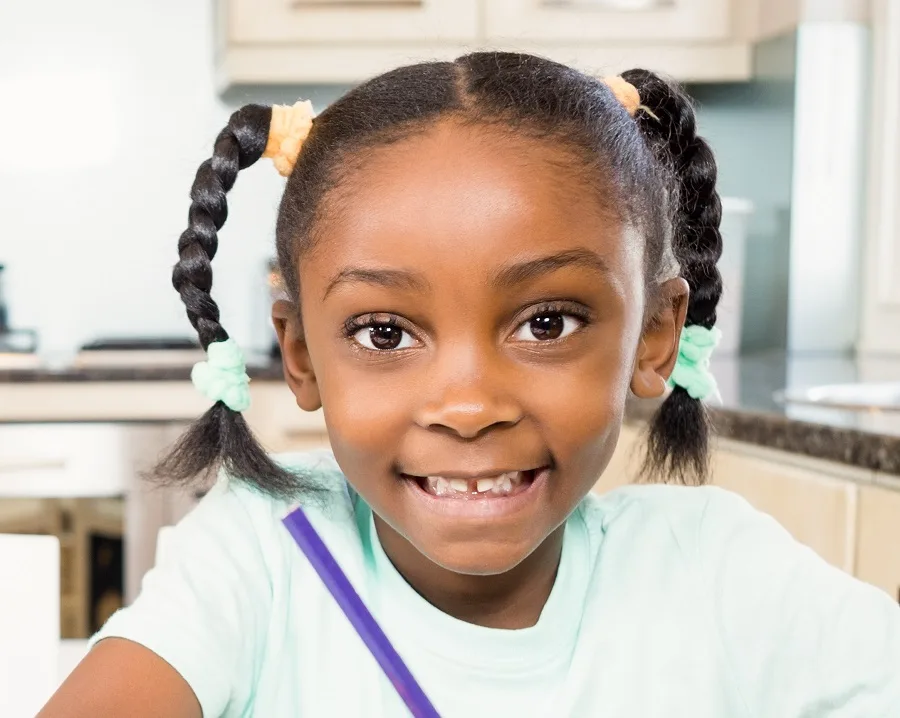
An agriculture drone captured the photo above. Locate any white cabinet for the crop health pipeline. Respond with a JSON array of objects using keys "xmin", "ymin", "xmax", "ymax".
[
  {"xmin": 216, "ymin": 0, "xmax": 756, "ymax": 88},
  {"xmin": 0, "ymin": 424, "xmax": 176, "ymax": 634},
  {"xmin": 217, "ymin": 0, "xmax": 481, "ymax": 86},
  {"xmin": 227, "ymin": 0, "xmax": 479, "ymax": 44},
  {"xmin": 484, "ymin": 0, "xmax": 732, "ymax": 42}
]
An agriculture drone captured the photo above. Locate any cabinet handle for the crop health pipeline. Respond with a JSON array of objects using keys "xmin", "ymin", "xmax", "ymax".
[{"xmin": 292, "ymin": 0, "xmax": 420, "ymax": 7}]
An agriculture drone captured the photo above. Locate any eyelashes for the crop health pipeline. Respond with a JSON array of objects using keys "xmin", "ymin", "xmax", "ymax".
[
  {"xmin": 343, "ymin": 314, "xmax": 419, "ymax": 351},
  {"xmin": 342, "ymin": 301, "xmax": 594, "ymax": 353}
]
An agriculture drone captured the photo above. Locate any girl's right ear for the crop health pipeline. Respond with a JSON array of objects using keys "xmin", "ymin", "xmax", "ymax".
[{"xmin": 272, "ymin": 299, "xmax": 322, "ymax": 411}]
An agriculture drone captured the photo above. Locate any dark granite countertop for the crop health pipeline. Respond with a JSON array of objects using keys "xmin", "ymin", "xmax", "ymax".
[
  {"xmin": 0, "ymin": 357, "xmax": 286, "ymax": 383},
  {"xmin": 3, "ymin": 351, "xmax": 900, "ymax": 475},
  {"xmin": 627, "ymin": 352, "xmax": 900, "ymax": 475}
]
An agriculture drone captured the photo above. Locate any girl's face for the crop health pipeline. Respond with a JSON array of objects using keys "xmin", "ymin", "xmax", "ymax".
[{"xmin": 277, "ymin": 121, "xmax": 684, "ymax": 578}]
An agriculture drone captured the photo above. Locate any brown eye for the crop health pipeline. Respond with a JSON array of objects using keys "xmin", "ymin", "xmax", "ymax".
[
  {"xmin": 370, "ymin": 325, "xmax": 402, "ymax": 350},
  {"xmin": 529, "ymin": 314, "xmax": 564, "ymax": 340},
  {"xmin": 513, "ymin": 312, "xmax": 582, "ymax": 342},
  {"xmin": 353, "ymin": 323, "xmax": 415, "ymax": 351}
]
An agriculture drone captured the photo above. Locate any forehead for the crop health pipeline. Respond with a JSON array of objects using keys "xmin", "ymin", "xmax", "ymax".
[{"xmin": 301, "ymin": 120, "xmax": 635, "ymax": 286}]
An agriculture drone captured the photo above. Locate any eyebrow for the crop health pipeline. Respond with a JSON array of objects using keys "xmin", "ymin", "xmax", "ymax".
[
  {"xmin": 493, "ymin": 248, "xmax": 612, "ymax": 287},
  {"xmin": 322, "ymin": 248, "xmax": 612, "ymax": 299},
  {"xmin": 323, "ymin": 266, "xmax": 430, "ymax": 299}
]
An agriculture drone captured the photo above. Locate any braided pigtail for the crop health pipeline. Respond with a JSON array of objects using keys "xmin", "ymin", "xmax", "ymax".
[
  {"xmin": 620, "ymin": 70, "xmax": 724, "ymax": 485},
  {"xmin": 153, "ymin": 104, "xmax": 312, "ymax": 497}
]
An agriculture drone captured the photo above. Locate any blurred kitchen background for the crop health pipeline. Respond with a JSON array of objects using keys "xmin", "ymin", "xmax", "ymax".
[{"xmin": 3, "ymin": 0, "xmax": 900, "ymax": 714}]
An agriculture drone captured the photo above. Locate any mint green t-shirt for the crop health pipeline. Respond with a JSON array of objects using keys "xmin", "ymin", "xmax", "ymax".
[{"xmin": 92, "ymin": 450, "xmax": 900, "ymax": 716}]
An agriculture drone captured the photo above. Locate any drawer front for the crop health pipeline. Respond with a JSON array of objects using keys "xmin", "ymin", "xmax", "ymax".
[
  {"xmin": 0, "ymin": 424, "xmax": 168, "ymax": 498},
  {"xmin": 855, "ymin": 483, "xmax": 900, "ymax": 602},
  {"xmin": 484, "ymin": 0, "xmax": 733, "ymax": 43}
]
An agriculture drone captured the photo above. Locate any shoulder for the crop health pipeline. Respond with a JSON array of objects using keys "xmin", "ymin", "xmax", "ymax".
[
  {"xmin": 578, "ymin": 482, "xmax": 757, "ymax": 551},
  {"xmin": 582, "ymin": 483, "xmax": 900, "ymax": 713},
  {"xmin": 579, "ymin": 481, "xmax": 837, "ymax": 576},
  {"xmin": 576, "ymin": 482, "xmax": 813, "ymax": 590},
  {"xmin": 89, "ymin": 450, "xmax": 358, "ymax": 715},
  {"xmin": 148, "ymin": 449, "xmax": 355, "ymax": 584},
  {"xmin": 582, "ymin": 480, "xmax": 753, "ymax": 519}
]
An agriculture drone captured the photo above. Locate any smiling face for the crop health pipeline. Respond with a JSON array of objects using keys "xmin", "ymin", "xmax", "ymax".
[{"xmin": 275, "ymin": 120, "xmax": 685, "ymax": 580}]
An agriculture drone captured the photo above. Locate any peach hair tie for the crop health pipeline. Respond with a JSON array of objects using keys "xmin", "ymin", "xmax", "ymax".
[
  {"xmin": 601, "ymin": 76, "xmax": 659, "ymax": 121},
  {"xmin": 262, "ymin": 100, "xmax": 316, "ymax": 177}
]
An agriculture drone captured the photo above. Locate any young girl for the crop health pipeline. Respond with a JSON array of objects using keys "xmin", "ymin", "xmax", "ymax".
[{"xmin": 41, "ymin": 52, "xmax": 899, "ymax": 717}]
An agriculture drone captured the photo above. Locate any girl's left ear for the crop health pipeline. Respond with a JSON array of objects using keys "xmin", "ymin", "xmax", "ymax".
[
  {"xmin": 272, "ymin": 299, "xmax": 323, "ymax": 411},
  {"xmin": 630, "ymin": 278, "xmax": 689, "ymax": 399}
]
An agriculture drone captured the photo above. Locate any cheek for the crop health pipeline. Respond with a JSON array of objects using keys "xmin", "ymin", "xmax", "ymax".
[
  {"xmin": 314, "ymin": 358, "xmax": 413, "ymax": 473},
  {"xmin": 300, "ymin": 314, "xmax": 409, "ymax": 452},
  {"xmin": 523, "ymin": 319, "xmax": 639, "ymax": 483},
  {"xmin": 533, "ymin": 320, "xmax": 637, "ymax": 426}
]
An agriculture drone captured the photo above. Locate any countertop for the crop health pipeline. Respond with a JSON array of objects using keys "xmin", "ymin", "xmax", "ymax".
[
  {"xmin": 0, "ymin": 357, "xmax": 285, "ymax": 383},
  {"xmin": 2, "ymin": 352, "xmax": 900, "ymax": 475},
  {"xmin": 627, "ymin": 352, "xmax": 900, "ymax": 475}
]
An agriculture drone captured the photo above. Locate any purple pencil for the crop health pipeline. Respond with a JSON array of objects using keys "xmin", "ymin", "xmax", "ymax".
[{"xmin": 283, "ymin": 506, "xmax": 441, "ymax": 718}]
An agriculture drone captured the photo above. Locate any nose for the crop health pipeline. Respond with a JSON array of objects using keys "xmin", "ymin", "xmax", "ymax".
[{"xmin": 414, "ymin": 348, "xmax": 524, "ymax": 440}]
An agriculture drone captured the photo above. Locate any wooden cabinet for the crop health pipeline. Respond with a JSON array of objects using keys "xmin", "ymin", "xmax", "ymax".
[
  {"xmin": 215, "ymin": 0, "xmax": 756, "ymax": 88},
  {"xmin": 483, "ymin": 0, "xmax": 732, "ymax": 43},
  {"xmin": 855, "ymin": 482, "xmax": 900, "ymax": 601},
  {"xmin": 244, "ymin": 382, "xmax": 331, "ymax": 453}
]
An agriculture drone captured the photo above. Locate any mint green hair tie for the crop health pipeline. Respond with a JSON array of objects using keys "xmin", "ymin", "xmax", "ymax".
[
  {"xmin": 667, "ymin": 325, "xmax": 722, "ymax": 402},
  {"xmin": 191, "ymin": 338, "xmax": 251, "ymax": 412}
]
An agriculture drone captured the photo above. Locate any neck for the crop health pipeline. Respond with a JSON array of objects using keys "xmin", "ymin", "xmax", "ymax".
[{"xmin": 374, "ymin": 516, "xmax": 565, "ymax": 630}]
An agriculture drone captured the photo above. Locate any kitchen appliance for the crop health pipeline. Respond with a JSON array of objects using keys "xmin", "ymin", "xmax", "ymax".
[
  {"xmin": 0, "ymin": 264, "xmax": 39, "ymax": 358},
  {"xmin": 72, "ymin": 337, "xmax": 204, "ymax": 368}
]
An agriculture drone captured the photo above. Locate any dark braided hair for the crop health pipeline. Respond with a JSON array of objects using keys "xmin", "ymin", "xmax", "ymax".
[
  {"xmin": 621, "ymin": 69, "xmax": 723, "ymax": 484},
  {"xmin": 155, "ymin": 52, "xmax": 722, "ymax": 497},
  {"xmin": 155, "ymin": 104, "xmax": 314, "ymax": 496}
]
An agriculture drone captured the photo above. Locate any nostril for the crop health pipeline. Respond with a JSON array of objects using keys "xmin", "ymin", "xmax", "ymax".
[
  {"xmin": 415, "ymin": 398, "xmax": 524, "ymax": 439},
  {"xmin": 422, "ymin": 415, "xmax": 522, "ymax": 441}
]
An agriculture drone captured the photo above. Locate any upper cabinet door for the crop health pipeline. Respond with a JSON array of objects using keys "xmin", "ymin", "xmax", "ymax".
[
  {"xmin": 484, "ymin": 0, "xmax": 733, "ymax": 43},
  {"xmin": 228, "ymin": 0, "xmax": 480, "ymax": 44}
]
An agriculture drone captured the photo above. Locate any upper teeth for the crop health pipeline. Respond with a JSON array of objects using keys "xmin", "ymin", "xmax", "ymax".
[{"xmin": 425, "ymin": 471, "xmax": 523, "ymax": 497}]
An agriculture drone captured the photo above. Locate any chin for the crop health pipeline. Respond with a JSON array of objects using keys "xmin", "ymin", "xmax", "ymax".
[{"xmin": 415, "ymin": 534, "xmax": 541, "ymax": 577}]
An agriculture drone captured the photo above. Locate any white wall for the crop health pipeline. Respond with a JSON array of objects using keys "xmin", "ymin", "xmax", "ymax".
[
  {"xmin": 860, "ymin": 0, "xmax": 900, "ymax": 355},
  {"xmin": 0, "ymin": 0, "xmax": 301, "ymax": 360}
]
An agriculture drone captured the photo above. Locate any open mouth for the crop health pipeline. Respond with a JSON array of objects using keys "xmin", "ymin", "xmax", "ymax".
[{"xmin": 404, "ymin": 469, "xmax": 542, "ymax": 500}]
